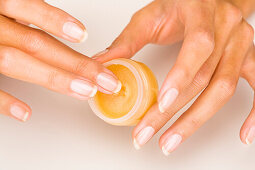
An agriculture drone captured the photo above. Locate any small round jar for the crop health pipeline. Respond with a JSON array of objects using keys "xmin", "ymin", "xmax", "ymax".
[{"xmin": 89, "ymin": 58, "xmax": 158, "ymax": 126}]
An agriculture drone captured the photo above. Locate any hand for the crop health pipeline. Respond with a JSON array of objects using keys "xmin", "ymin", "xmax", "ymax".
[
  {"xmin": 0, "ymin": 0, "xmax": 121, "ymax": 122},
  {"xmin": 93, "ymin": 0, "xmax": 255, "ymax": 154}
]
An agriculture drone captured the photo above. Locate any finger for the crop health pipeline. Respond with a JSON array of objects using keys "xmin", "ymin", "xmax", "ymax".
[
  {"xmin": 240, "ymin": 93, "xmax": 255, "ymax": 145},
  {"xmin": 0, "ymin": 0, "xmax": 87, "ymax": 42},
  {"xmin": 156, "ymin": 0, "xmax": 244, "ymax": 113},
  {"xmin": 15, "ymin": 19, "xmax": 30, "ymax": 26},
  {"xmin": 157, "ymin": 1, "xmax": 216, "ymax": 113},
  {"xmin": 159, "ymin": 22, "xmax": 253, "ymax": 155},
  {"xmin": 91, "ymin": 2, "xmax": 158, "ymax": 63},
  {"xmin": 133, "ymin": 57, "xmax": 217, "ymax": 150},
  {"xmin": 0, "ymin": 90, "xmax": 31, "ymax": 122},
  {"xmin": 0, "ymin": 46, "xmax": 99, "ymax": 99},
  {"xmin": 132, "ymin": 9, "xmax": 240, "ymax": 149},
  {"xmin": 0, "ymin": 16, "xmax": 121, "ymax": 94},
  {"xmin": 240, "ymin": 46, "xmax": 255, "ymax": 144}
]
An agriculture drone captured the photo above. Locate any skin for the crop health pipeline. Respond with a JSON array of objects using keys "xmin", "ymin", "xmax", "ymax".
[
  {"xmin": 0, "ymin": 0, "xmax": 121, "ymax": 122},
  {"xmin": 226, "ymin": 0, "xmax": 255, "ymax": 17},
  {"xmin": 1, "ymin": 0, "xmax": 255, "ymax": 155},
  {"xmin": 94, "ymin": 0, "xmax": 255, "ymax": 154}
]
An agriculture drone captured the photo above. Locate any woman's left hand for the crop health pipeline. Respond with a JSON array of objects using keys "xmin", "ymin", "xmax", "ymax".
[{"xmin": 93, "ymin": 0, "xmax": 255, "ymax": 155}]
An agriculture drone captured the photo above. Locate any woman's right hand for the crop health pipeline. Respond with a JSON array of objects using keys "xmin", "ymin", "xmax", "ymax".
[{"xmin": 0, "ymin": 0, "xmax": 121, "ymax": 122}]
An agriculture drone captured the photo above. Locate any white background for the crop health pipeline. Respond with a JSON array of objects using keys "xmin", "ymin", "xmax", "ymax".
[{"xmin": 0, "ymin": 0, "xmax": 255, "ymax": 169}]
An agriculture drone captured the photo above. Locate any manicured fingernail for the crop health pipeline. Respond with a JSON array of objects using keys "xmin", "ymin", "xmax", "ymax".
[
  {"xmin": 92, "ymin": 49, "xmax": 109, "ymax": 59},
  {"xmin": 158, "ymin": 88, "xmax": 179, "ymax": 113},
  {"xmin": 10, "ymin": 104, "xmax": 29, "ymax": 122},
  {"xmin": 96, "ymin": 73, "xmax": 122, "ymax": 93},
  {"xmin": 63, "ymin": 22, "xmax": 88, "ymax": 42},
  {"xmin": 246, "ymin": 126, "xmax": 255, "ymax": 145},
  {"xmin": 71, "ymin": 79, "xmax": 97, "ymax": 97},
  {"xmin": 133, "ymin": 126, "xmax": 155, "ymax": 150},
  {"xmin": 162, "ymin": 134, "xmax": 182, "ymax": 156}
]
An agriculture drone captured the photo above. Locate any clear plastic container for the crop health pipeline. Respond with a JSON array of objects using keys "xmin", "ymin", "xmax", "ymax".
[{"xmin": 89, "ymin": 58, "xmax": 158, "ymax": 126}]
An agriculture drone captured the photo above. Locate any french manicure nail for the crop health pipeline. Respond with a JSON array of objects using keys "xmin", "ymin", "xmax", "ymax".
[
  {"xmin": 71, "ymin": 79, "xmax": 97, "ymax": 97},
  {"xmin": 10, "ymin": 104, "xmax": 29, "ymax": 122},
  {"xmin": 92, "ymin": 49, "xmax": 109, "ymax": 59},
  {"xmin": 96, "ymin": 73, "xmax": 122, "ymax": 93},
  {"xmin": 158, "ymin": 88, "xmax": 179, "ymax": 113},
  {"xmin": 162, "ymin": 134, "xmax": 182, "ymax": 156},
  {"xmin": 246, "ymin": 126, "xmax": 255, "ymax": 145},
  {"xmin": 63, "ymin": 22, "xmax": 88, "ymax": 42},
  {"xmin": 133, "ymin": 126, "xmax": 155, "ymax": 150}
]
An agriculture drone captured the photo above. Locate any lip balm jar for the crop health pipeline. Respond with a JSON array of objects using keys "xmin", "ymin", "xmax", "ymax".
[{"xmin": 89, "ymin": 58, "xmax": 158, "ymax": 126}]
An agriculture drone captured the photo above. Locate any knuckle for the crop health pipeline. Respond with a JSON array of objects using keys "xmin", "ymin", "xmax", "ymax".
[
  {"xmin": 231, "ymin": 7, "xmax": 242, "ymax": 22},
  {"xmin": 47, "ymin": 70, "xmax": 59, "ymax": 89},
  {"xmin": 0, "ymin": 47, "xmax": 14, "ymax": 73},
  {"xmin": 225, "ymin": 3, "xmax": 242, "ymax": 24},
  {"xmin": 23, "ymin": 30, "xmax": 46, "ymax": 54},
  {"xmin": 0, "ymin": 0, "xmax": 19, "ymax": 14},
  {"xmin": 73, "ymin": 58, "xmax": 98, "ymax": 76},
  {"xmin": 189, "ymin": 117, "xmax": 201, "ymax": 129},
  {"xmin": 130, "ymin": 8, "xmax": 151, "ymax": 23},
  {"xmin": 160, "ymin": 111, "xmax": 173, "ymax": 120},
  {"xmin": 241, "ymin": 21, "xmax": 254, "ymax": 42},
  {"xmin": 241, "ymin": 64, "xmax": 250, "ymax": 77},
  {"xmin": 214, "ymin": 76, "xmax": 237, "ymax": 97},
  {"xmin": 241, "ymin": 58, "xmax": 254, "ymax": 78},
  {"xmin": 193, "ymin": 29, "xmax": 215, "ymax": 52},
  {"xmin": 175, "ymin": 66, "xmax": 193, "ymax": 83},
  {"xmin": 193, "ymin": 71, "xmax": 210, "ymax": 88},
  {"xmin": 131, "ymin": 10, "xmax": 144, "ymax": 21}
]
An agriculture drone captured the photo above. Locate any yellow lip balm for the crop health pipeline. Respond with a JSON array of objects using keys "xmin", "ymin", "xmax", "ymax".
[{"xmin": 89, "ymin": 58, "xmax": 158, "ymax": 126}]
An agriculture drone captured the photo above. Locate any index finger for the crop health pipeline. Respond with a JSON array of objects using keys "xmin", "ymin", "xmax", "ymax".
[
  {"xmin": 0, "ymin": 16, "xmax": 121, "ymax": 94},
  {"xmin": 158, "ymin": 1, "xmax": 216, "ymax": 113}
]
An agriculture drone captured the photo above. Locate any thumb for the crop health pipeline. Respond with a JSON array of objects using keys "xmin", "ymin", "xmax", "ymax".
[{"xmin": 92, "ymin": 9, "xmax": 154, "ymax": 63}]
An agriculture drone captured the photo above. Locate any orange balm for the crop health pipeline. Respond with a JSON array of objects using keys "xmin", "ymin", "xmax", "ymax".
[{"xmin": 89, "ymin": 58, "xmax": 158, "ymax": 126}]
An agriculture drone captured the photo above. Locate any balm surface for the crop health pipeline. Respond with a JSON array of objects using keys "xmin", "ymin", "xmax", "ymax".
[{"xmin": 90, "ymin": 58, "xmax": 158, "ymax": 126}]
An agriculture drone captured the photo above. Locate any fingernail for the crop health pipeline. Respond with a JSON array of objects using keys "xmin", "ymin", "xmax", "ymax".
[
  {"xmin": 158, "ymin": 88, "xmax": 179, "ymax": 113},
  {"xmin": 133, "ymin": 126, "xmax": 155, "ymax": 150},
  {"xmin": 162, "ymin": 134, "xmax": 182, "ymax": 156},
  {"xmin": 63, "ymin": 22, "xmax": 88, "ymax": 42},
  {"xmin": 92, "ymin": 49, "xmax": 109, "ymax": 59},
  {"xmin": 246, "ymin": 126, "xmax": 255, "ymax": 145},
  {"xmin": 96, "ymin": 73, "xmax": 122, "ymax": 93},
  {"xmin": 10, "ymin": 104, "xmax": 29, "ymax": 122},
  {"xmin": 71, "ymin": 79, "xmax": 97, "ymax": 97}
]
